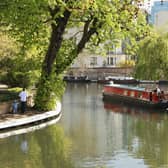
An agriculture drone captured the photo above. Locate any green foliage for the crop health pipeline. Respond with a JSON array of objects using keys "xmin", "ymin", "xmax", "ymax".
[
  {"xmin": 55, "ymin": 39, "xmax": 77, "ymax": 74},
  {"xmin": 35, "ymin": 73, "xmax": 65, "ymax": 111},
  {"xmin": 0, "ymin": 92, "xmax": 17, "ymax": 102},
  {"xmin": 81, "ymin": 1, "xmax": 149, "ymax": 54},
  {"xmin": 0, "ymin": 87, "xmax": 22, "ymax": 102},
  {"xmin": 0, "ymin": 71, "xmax": 38, "ymax": 88},
  {"xmin": 1, "ymin": 0, "xmax": 148, "ymax": 55},
  {"xmin": 0, "ymin": 32, "xmax": 18, "ymax": 59},
  {"xmin": 1, "ymin": 0, "xmax": 149, "ymax": 110},
  {"xmin": 0, "ymin": 55, "xmax": 41, "ymax": 88},
  {"xmin": 118, "ymin": 60, "xmax": 135, "ymax": 67},
  {"xmin": 134, "ymin": 33, "xmax": 168, "ymax": 80},
  {"xmin": 0, "ymin": 33, "xmax": 42, "ymax": 88},
  {"xmin": 0, "ymin": 0, "xmax": 50, "ymax": 47}
]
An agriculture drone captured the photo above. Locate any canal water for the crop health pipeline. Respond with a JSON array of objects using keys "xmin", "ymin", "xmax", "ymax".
[{"xmin": 0, "ymin": 83, "xmax": 168, "ymax": 168}]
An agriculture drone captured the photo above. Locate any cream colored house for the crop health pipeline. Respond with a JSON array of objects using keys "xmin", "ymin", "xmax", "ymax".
[
  {"xmin": 71, "ymin": 49, "xmax": 127, "ymax": 69},
  {"xmin": 64, "ymin": 24, "xmax": 129, "ymax": 71}
]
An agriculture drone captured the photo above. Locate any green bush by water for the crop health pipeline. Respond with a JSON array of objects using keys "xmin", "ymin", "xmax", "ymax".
[{"xmin": 0, "ymin": 87, "xmax": 22, "ymax": 102}]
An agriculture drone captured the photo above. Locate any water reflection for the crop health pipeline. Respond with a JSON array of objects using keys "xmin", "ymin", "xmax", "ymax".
[
  {"xmin": 0, "ymin": 114, "xmax": 62, "ymax": 139},
  {"xmin": 61, "ymin": 83, "xmax": 168, "ymax": 168},
  {"xmin": 0, "ymin": 125, "xmax": 74, "ymax": 168},
  {"xmin": 104, "ymin": 101, "xmax": 167, "ymax": 121}
]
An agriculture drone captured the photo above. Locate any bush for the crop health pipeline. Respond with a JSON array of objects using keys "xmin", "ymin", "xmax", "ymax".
[
  {"xmin": 0, "ymin": 71, "xmax": 39, "ymax": 88},
  {"xmin": 0, "ymin": 88, "xmax": 21, "ymax": 102}
]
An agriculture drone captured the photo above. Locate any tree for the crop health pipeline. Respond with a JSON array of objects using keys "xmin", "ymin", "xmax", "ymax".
[
  {"xmin": 0, "ymin": 33, "xmax": 41, "ymax": 87},
  {"xmin": 0, "ymin": 0, "xmax": 149, "ymax": 110},
  {"xmin": 134, "ymin": 33, "xmax": 168, "ymax": 80}
]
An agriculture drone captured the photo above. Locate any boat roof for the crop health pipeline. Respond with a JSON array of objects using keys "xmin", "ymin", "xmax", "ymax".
[
  {"xmin": 105, "ymin": 76, "xmax": 134, "ymax": 80},
  {"xmin": 106, "ymin": 84, "xmax": 146, "ymax": 92}
]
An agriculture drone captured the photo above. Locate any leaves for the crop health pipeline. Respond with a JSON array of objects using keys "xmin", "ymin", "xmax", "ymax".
[
  {"xmin": 134, "ymin": 33, "xmax": 168, "ymax": 80},
  {"xmin": 0, "ymin": 0, "xmax": 149, "ymax": 110}
]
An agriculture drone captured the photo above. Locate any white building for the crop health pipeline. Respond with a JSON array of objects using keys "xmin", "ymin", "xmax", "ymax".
[
  {"xmin": 65, "ymin": 25, "xmax": 128, "ymax": 69},
  {"xmin": 71, "ymin": 48, "xmax": 127, "ymax": 69}
]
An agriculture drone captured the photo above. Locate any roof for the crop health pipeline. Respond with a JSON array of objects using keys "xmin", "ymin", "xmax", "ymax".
[{"xmin": 106, "ymin": 84, "xmax": 146, "ymax": 92}]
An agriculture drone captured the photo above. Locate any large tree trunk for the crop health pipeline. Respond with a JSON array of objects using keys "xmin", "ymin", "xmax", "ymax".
[
  {"xmin": 43, "ymin": 10, "xmax": 71, "ymax": 76},
  {"xmin": 35, "ymin": 10, "xmax": 71, "ymax": 111}
]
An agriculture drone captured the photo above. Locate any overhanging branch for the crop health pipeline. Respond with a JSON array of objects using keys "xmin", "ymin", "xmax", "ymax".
[{"xmin": 77, "ymin": 17, "xmax": 103, "ymax": 54}]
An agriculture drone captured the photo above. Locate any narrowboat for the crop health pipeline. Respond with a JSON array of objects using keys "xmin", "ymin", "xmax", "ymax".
[
  {"xmin": 159, "ymin": 80, "xmax": 168, "ymax": 85},
  {"xmin": 102, "ymin": 84, "xmax": 168, "ymax": 109},
  {"xmin": 139, "ymin": 80, "xmax": 158, "ymax": 84},
  {"xmin": 63, "ymin": 76, "xmax": 91, "ymax": 83},
  {"xmin": 104, "ymin": 76, "xmax": 139, "ymax": 84}
]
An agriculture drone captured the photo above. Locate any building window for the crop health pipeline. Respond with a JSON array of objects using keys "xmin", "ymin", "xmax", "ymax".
[
  {"xmin": 107, "ymin": 57, "xmax": 116, "ymax": 65},
  {"xmin": 90, "ymin": 57, "xmax": 97, "ymax": 66}
]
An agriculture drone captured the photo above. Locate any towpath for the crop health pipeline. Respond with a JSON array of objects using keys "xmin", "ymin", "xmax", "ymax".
[{"xmin": 0, "ymin": 84, "xmax": 61, "ymax": 132}]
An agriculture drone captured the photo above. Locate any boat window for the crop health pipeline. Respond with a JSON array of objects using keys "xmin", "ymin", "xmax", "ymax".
[
  {"xmin": 124, "ymin": 90, "xmax": 128, "ymax": 96},
  {"xmin": 138, "ymin": 92, "xmax": 142, "ymax": 98},
  {"xmin": 131, "ymin": 91, "xmax": 135, "ymax": 97}
]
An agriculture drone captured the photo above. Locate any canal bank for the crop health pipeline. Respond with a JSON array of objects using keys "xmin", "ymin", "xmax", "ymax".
[{"xmin": 0, "ymin": 101, "xmax": 62, "ymax": 138}]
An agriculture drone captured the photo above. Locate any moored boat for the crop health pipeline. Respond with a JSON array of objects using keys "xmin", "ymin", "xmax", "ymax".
[
  {"xmin": 139, "ymin": 80, "xmax": 158, "ymax": 84},
  {"xmin": 159, "ymin": 80, "xmax": 168, "ymax": 85},
  {"xmin": 63, "ymin": 76, "xmax": 91, "ymax": 83},
  {"xmin": 102, "ymin": 84, "xmax": 168, "ymax": 109},
  {"xmin": 104, "ymin": 76, "xmax": 139, "ymax": 84}
]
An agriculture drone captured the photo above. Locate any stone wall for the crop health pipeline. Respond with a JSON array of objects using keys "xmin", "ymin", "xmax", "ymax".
[{"xmin": 0, "ymin": 101, "xmax": 12, "ymax": 114}]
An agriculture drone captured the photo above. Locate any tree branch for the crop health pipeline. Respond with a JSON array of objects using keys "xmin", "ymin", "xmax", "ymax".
[{"xmin": 76, "ymin": 16, "xmax": 104, "ymax": 54}]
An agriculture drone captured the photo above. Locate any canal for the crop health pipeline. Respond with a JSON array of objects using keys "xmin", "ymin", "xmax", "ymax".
[{"xmin": 0, "ymin": 83, "xmax": 168, "ymax": 168}]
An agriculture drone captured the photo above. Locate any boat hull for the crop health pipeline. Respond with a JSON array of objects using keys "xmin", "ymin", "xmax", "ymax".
[{"xmin": 103, "ymin": 92, "xmax": 168, "ymax": 109}]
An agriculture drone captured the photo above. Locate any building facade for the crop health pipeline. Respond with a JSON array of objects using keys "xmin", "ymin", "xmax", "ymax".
[
  {"xmin": 148, "ymin": 0, "xmax": 168, "ymax": 30},
  {"xmin": 71, "ymin": 49, "xmax": 127, "ymax": 69}
]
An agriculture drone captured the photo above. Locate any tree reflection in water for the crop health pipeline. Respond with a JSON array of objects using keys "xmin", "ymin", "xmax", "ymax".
[
  {"xmin": 0, "ymin": 125, "xmax": 74, "ymax": 168},
  {"xmin": 104, "ymin": 101, "xmax": 168, "ymax": 168}
]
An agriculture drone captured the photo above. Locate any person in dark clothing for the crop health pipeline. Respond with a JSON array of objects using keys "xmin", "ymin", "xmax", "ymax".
[
  {"xmin": 19, "ymin": 88, "xmax": 27, "ymax": 113},
  {"xmin": 149, "ymin": 92, "xmax": 153, "ymax": 102}
]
